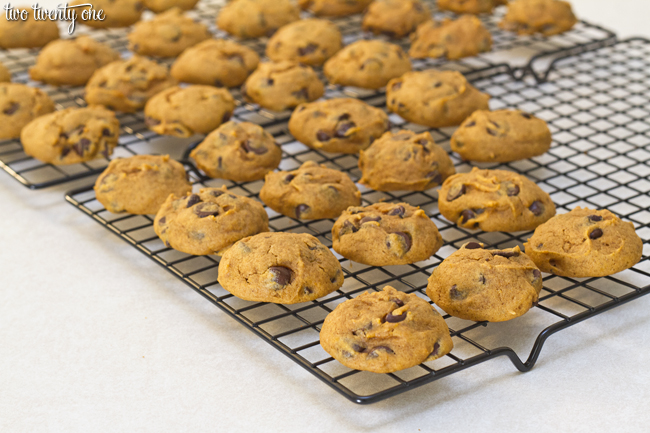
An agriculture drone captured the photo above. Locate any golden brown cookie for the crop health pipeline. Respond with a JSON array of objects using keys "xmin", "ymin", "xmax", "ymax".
[
  {"xmin": 409, "ymin": 16, "xmax": 492, "ymax": 60},
  {"xmin": 94, "ymin": 155, "xmax": 192, "ymax": 215},
  {"xmin": 154, "ymin": 186, "xmax": 269, "ymax": 255},
  {"xmin": 266, "ymin": 19, "xmax": 342, "ymax": 66},
  {"xmin": 143, "ymin": 0, "xmax": 199, "ymax": 13},
  {"xmin": 73, "ymin": 0, "xmax": 143, "ymax": 28},
  {"xmin": 218, "ymin": 232, "xmax": 344, "ymax": 304},
  {"xmin": 386, "ymin": 70, "xmax": 490, "ymax": 128},
  {"xmin": 427, "ymin": 242, "xmax": 543, "ymax": 322},
  {"xmin": 128, "ymin": 7, "xmax": 211, "ymax": 58},
  {"xmin": 144, "ymin": 85, "xmax": 235, "ymax": 137},
  {"xmin": 260, "ymin": 160, "xmax": 361, "ymax": 220},
  {"xmin": 21, "ymin": 106, "xmax": 120, "ymax": 165},
  {"xmin": 362, "ymin": 0, "xmax": 430, "ymax": 38},
  {"xmin": 332, "ymin": 203, "xmax": 443, "ymax": 266},
  {"xmin": 288, "ymin": 98, "xmax": 390, "ymax": 154},
  {"xmin": 0, "ymin": 7, "xmax": 59, "ymax": 49},
  {"xmin": 85, "ymin": 56, "xmax": 177, "ymax": 113},
  {"xmin": 320, "ymin": 286, "xmax": 453, "ymax": 373},
  {"xmin": 190, "ymin": 121, "xmax": 282, "ymax": 182},
  {"xmin": 499, "ymin": 0, "xmax": 577, "ymax": 36},
  {"xmin": 299, "ymin": 0, "xmax": 374, "ymax": 17},
  {"xmin": 242, "ymin": 61, "xmax": 324, "ymax": 112},
  {"xmin": 324, "ymin": 40, "xmax": 412, "ymax": 90},
  {"xmin": 0, "ymin": 83, "xmax": 55, "ymax": 140},
  {"xmin": 0, "ymin": 62, "xmax": 10, "ymax": 82},
  {"xmin": 438, "ymin": 167, "xmax": 556, "ymax": 232},
  {"xmin": 30, "ymin": 36, "xmax": 120, "ymax": 87},
  {"xmin": 451, "ymin": 110, "xmax": 552, "ymax": 162},
  {"xmin": 170, "ymin": 39, "xmax": 260, "ymax": 88},
  {"xmin": 216, "ymin": 0, "xmax": 300, "ymax": 38},
  {"xmin": 359, "ymin": 130, "xmax": 455, "ymax": 191},
  {"xmin": 524, "ymin": 207, "xmax": 643, "ymax": 277},
  {"xmin": 437, "ymin": 0, "xmax": 508, "ymax": 14}
]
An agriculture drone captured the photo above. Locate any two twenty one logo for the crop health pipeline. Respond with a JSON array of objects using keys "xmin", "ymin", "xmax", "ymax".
[{"xmin": 3, "ymin": 3, "xmax": 105, "ymax": 34}]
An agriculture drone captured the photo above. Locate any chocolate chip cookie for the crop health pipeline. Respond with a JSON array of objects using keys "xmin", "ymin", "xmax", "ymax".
[
  {"xmin": 359, "ymin": 130, "xmax": 455, "ymax": 191},
  {"xmin": 260, "ymin": 160, "xmax": 361, "ymax": 220},
  {"xmin": 30, "ymin": 36, "xmax": 120, "ymax": 87},
  {"xmin": 190, "ymin": 121, "xmax": 282, "ymax": 182},
  {"xmin": 500, "ymin": 0, "xmax": 577, "ymax": 36},
  {"xmin": 72, "ymin": 0, "xmax": 143, "ymax": 28},
  {"xmin": 170, "ymin": 39, "xmax": 260, "ymax": 88},
  {"xmin": 0, "ymin": 7, "xmax": 59, "ymax": 48},
  {"xmin": 362, "ymin": 0, "xmax": 430, "ymax": 38},
  {"xmin": 438, "ymin": 167, "xmax": 556, "ymax": 232},
  {"xmin": 386, "ymin": 70, "xmax": 490, "ymax": 128},
  {"xmin": 216, "ymin": 0, "xmax": 300, "ymax": 38},
  {"xmin": 266, "ymin": 19, "xmax": 343, "ymax": 66},
  {"xmin": 85, "ymin": 56, "xmax": 177, "ymax": 113},
  {"xmin": 154, "ymin": 186, "xmax": 269, "ymax": 255},
  {"xmin": 324, "ymin": 40, "xmax": 412, "ymax": 90},
  {"xmin": 242, "ymin": 61, "xmax": 324, "ymax": 112},
  {"xmin": 524, "ymin": 207, "xmax": 643, "ymax": 277},
  {"xmin": 288, "ymin": 98, "xmax": 390, "ymax": 154},
  {"xmin": 94, "ymin": 155, "xmax": 192, "ymax": 215},
  {"xmin": 298, "ymin": 0, "xmax": 374, "ymax": 17},
  {"xmin": 219, "ymin": 232, "xmax": 344, "ymax": 304},
  {"xmin": 144, "ymin": 85, "xmax": 235, "ymax": 137},
  {"xmin": 427, "ymin": 242, "xmax": 543, "ymax": 322},
  {"xmin": 410, "ymin": 16, "xmax": 492, "ymax": 60},
  {"xmin": 451, "ymin": 110, "xmax": 552, "ymax": 162},
  {"xmin": 143, "ymin": 0, "xmax": 199, "ymax": 13},
  {"xmin": 332, "ymin": 203, "xmax": 443, "ymax": 266},
  {"xmin": 437, "ymin": 0, "xmax": 508, "ymax": 14},
  {"xmin": 320, "ymin": 286, "xmax": 453, "ymax": 373},
  {"xmin": 21, "ymin": 106, "xmax": 120, "ymax": 165},
  {"xmin": 0, "ymin": 83, "xmax": 55, "ymax": 140},
  {"xmin": 128, "ymin": 7, "xmax": 210, "ymax": 58},
  {"xmin": 0, "ymin": 62, "xmax": 10, "ymax": 82}
]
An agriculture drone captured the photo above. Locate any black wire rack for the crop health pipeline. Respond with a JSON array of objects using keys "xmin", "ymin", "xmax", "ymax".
[
  {"xmin": 66, "ymin": 38, "xmax": 650, "ymax": 404},
  {"xmin": 0, "ymin": 0, "xmax": 615, "ymax": 189}
]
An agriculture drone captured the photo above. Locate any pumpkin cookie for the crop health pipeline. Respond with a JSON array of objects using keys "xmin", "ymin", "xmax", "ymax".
[
  {"xmin": 409, "ymin": 16, "xmax": 492, "ymax": 60},
  {"xmin": 72, "ymin": 0, "xmax": 143, "ymax": 28},
  {"xmin": 0, "ymin": 83, "xmax": 55, "ymax": 140},
  {"xmin": 500, "ymin": 0, "xmax": 577, "ymax": 36},
  {"xmin": 362, "ymin": 0, "xmax": 430, "ymax": 39},
  {"xmin": 298, "ymin": 0, "xmax": 374, "ymax": 17},
  {"xmin": 216, "ymin": 0, "xmax": 300, "ymax": 38},
  {"xmin": 437, "ymin": 0, "xmax": 508, "ymax": 14},
  {"xmin": 266, "ymin": 19, "xmax": 342, "ymax": 66},
  {"xmin": 0, "ymin": 7, "xmax": 59, "ymax": 48},
  {"xmin": 143, "ymin": 0, "xmax": 199, "ymax": 13}
]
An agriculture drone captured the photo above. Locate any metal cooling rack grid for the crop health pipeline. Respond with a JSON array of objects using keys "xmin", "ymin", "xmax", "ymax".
[
  {"xmin": 0, "ymin": 0, "xmax": 615, "ymax": 189},
  {"xmin": 66, "ymin": 38, "xmax": 650, "ymax": 404}
]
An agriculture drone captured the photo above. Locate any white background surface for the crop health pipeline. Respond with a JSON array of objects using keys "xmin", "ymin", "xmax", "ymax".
[{"xmin": 2, "ymin": 1, "xmax": 650, "ymax": 432}]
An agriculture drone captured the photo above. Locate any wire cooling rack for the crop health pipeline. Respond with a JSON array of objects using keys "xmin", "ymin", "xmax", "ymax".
[
  {"xmin": 66, "ymin": 38, "xmax": 650, "ymax": 404},
  {"xmin": 0, "ymin": 0, "xmax": 615, "ymax": 189}
]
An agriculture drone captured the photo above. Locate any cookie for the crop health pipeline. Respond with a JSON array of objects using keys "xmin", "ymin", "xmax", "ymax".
[
  {"xmin": 143, "ymin": 0, "xmax": 199, "ymax": 13},
  {"xmin": 362, "ymin": 0, "xmax": 430, "ymax": 39},
  {"xmin": 438, "ymin": 167, "xmax": 556, "ymax": 232},
  {"xmin": 21, "ymin": 106, "xmax": 120, "ymax": 165},
  {"xmin": 426, "ymin": 242, "xmax": 543, "ymax": 322},
  {"xmin": 324, "ymin": 40, "xmax": 412, "ymax": 90},
  {"xmin": 260, "ymin": 160, "xmax": 361, "ymax": 220},
  {"xmin": 332, "ymin": 203, "xmax": 443, "ymax": 266},
  {"xmin": 386, "ymin": 70, "xmax": 490, "ymax": 128},
  {"xmin": 358, "ymin": 130, "xmax": 455, "ymax": 191},
  {"xmin": 85, "ymin": 56, "xmax": 177, "ymax": 113},
  {"xmin": 29, "ymin": 36, "xmax": 120, "ymax": 86},
  {"xmin": 144, "ymin": 85, "xmax": 235, "ymax": 137},
  {"xmin": 320, "ymin": 286, "xmax": 453, "ymax": 373},
  {"xmin": 266, "ymin": 19, "xmax": 342, "ymax": 66},
  {"xmin": 288, "ymin": 98, "xmax": 390, "ymax": 154},
  {"xmin": 409, "ymin": 16, "xmax": 492, "ymax": 60},
  {"xmin": 298, "ymin": 0, "xmax": 374, "ymax": 17},
  {"xmin": 0, "ymin": 7, "xmax": 59, "ymax": 49},
  {"xmin": 94, "ymin": 155, "xmax": 192, "ymax": 215},
  {"xmin": 154, "ymin": 186, "xmax": 269, "ymax": 255},
  {"xmin": 73, "ymin": 0, "xmax": 143, "ymax": 28},
  {"xmin": 242, "ymin": 61, "xmax": 324, "ymax": 112},
  {"xmin": 524, "ymin": 207, "xmax": 643, "ymax": 277},
  {"xmin": 128, "ymin": 7, "xmax": 210, "ymax": 58},
  {"xmin": 216, "ymin": 0, "xmax": 300, "ymax": 39},
  {"xmin": 499, "ymin": 0, "xmax": 577, "ymax": 36},
  {"xmin": 218, "ymin": 232, "xmax": 344, "ymax": 304},
  {"xmin": 0, "ymin": 83, "xmax": 55, "ymax": 140},
  {"xmin": 0, "ymin": 62, "xmax": 11, "ymax": 82},
  {"xmin": 170, "ymin": 39, "xmax": 259, "ymax": 88},
  {"xmin": 437, "ymin": 0, "xmax": 508, "ymax": 14},
  {"xmin": 190, "ymin": 121, "xmax": 282, "ymax": 182},
  {"xmin": 451, "ymin": 110, "xmax": 552, "ymax": 162}
]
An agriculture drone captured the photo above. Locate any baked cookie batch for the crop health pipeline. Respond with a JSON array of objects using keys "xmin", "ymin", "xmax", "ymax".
[{"xmin": 3, "ymin": 0, "xmax": 644, "ymax": 375}]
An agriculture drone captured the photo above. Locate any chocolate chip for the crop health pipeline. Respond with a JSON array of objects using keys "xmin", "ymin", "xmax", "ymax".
[
  {"xmin": 449, "ymin": 285, "xmax": 466, "ymax": 300},
  {"xmin": 145, "ymin": 117, "xmax": 160, "ymax": 127},
  {"xmin": 3, "ymin": 102, "xmax": 19, "ymax": 115},
  {"xmin": 427, "ymin": 170, "xmax": 442, "ymax": 184},
  {"xmin": 298, "ymin": 43, "xmax": 318, "ymax": 56},
  {"xmin": 487, "ymin": 128, "xmax": 498, "ymax": 136},
  {"xmin": 241, "ymin": 140, "xmax": 268, "ymax": 155},
  {"xmin": 529, "ymin": 201, "xmax": 544, "ymax": 216},
  {"xmin": 506, "ymin": 183, "xmax": 520, "ymax": 196},
  {"xmin": 464, "ymin": 121, "xmax": 476, "ymax": 128},
  {"xmin": 217, "ymin": 156, "xmax": 222, "ymax": 169},
  {"xmin": 492, "ymin": 250, "xmax": 519, "ymax": 258},
  {"xmin": 73, "ymin": 138, "xmax": 91, "ymax": 156},
  {"xmin": 433, "ymin": 82, "xmax": 442, "ymax": 88},
  {"xmin": 367, "ymin": 346, "xmax": 394, "ymax": 358},
  {"xmin": 385, "ymin": 312, "xmax": 406, "ymax": 323},
  {"xmin": 316, "ymin": 130, "xmax": 331, "ymax": 141},
  {"xmin": 338, "ymin": 113, "xmax": 351, "ymax": 121},
  {"xmin": 460, "ymin": 209, "xmax": 476, "ymax": 224},
  {"xmin": 352, "ymin": 344, "xmax": 366, "ymax": 353},
  {"xmin": 388, "ymin": 205, "xmax": 405, "ymax": 217},
  {"xmin": 521, "ymin": 112, "xmax": 532, "ymax": 119},
  {"xmin": 61, "ymin": 146, "xmax": 71, "ymax": 157},
  {"xmin": 102, "ymin": 128, "xmax": 112, "ymax": 137},
  {"xmin": 269, "ymin": 266, "xmax": 293, "ymax": 286},
  {"xmin": 194, "ymin": 202, "xmax": 221, "ymax": 218},
  {"xmin": 292, "ymin": 87, "xmax": 309, "ymax": 100},
  {"xmin": 340, "ymin": 220, "xmax": 359, "ymax": 236},
  {"xmin": 210, "ymin": 190, "xmax": 224, "ymax": 198},
  {"xmin": 186, "ymin": 194, "xmax": 201, "ymax": 208},
  {"xmin": 335, "ymin": 121, "xmax": 356, "ymax": 138},
  {"xmin": 284, "ymin": 174, "xmax": 295, "ymax": 183},
  {"xmin": 266, "ymin": 78, "xmax": 274, "ymax": 86},
  {"xmin": 303, "ymin": 286, "xmax": 313, "ymax": 295},
  {"xmin": 295, "ymin": 204, "xmax": 310, "ymax": 219},
  {"xmin": 393, "ymin": 231, "xmax": 411, "ymax": 252},
  {"xmin": 360, "ymin": 215, "xmax": 381, "ymax": 224},
  {"xmin": 447, "ymin": 184, "xmax": 465, "ymax": 202},
  {"xmin": 222, "ymin": 111, "xmax": 232, "ymax": 123},
  {"xmin": 430, "ymin": 341, "xmax": 440, "ymax": 357},
  {"xmin": 532, "ymin": 269, "xmax": 542, "ymax": 285},
  {"xmin": 589, "ymin": 228, "xmax": 603, "ymax": 240},
  {"xmin": 390, "ymin": 298, "xmax": 404, "ymax": 307},
  {"xmin": 479, "ymin": 274, "xmax": 486, "ymax": 284},
  {"xmin": 330, "ymin": 269, "xmax": 340, "ymax": 283},
  {"xmin": 465, "ymin": 242, "xmax": 482, "ymax": 249},
  {"xmin": 588, "ymin": 215, "xmax": 603, "ymax": 222},
  {"xmin": 158, "ymin": 216, "xmax": 166, "ymax": 225}
]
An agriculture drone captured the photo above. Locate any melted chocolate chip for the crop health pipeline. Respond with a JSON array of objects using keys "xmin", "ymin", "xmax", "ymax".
[
  {"xmin": 340, "ymin": 220, "xmax": 359, "ymax": 236},
  {"xmin": 3, "ymin": 102, "xmax": 20, "ymax": 115},
  {"xmin": 589, "ymin": 228, "xmax": 603, "ymax": 240},
  {"xmin": 352, "ymin": 344, "xmax": 366, "ymax": 353},
  {"xmin": 385, "ymin": 312, "xmax": 406, "ymax": 323},
  {"xmin": 465, "ymin": 242, "xmax": 482, "ymax": 249},
  {"xmin": 506, "ymin": 184, "xmax": 520, "ymax": 197},
  {"xmin": 194, "ymin": 203, "xmax": 220, "ymax": 218},
  {"xmin": 102, "ymin": 128, "xmax": 112, "ymax": 137},
  {"xmin": 521, "ymin": 112, "xmax": 532, "ymax": 119},
  {"xmin": 295, "ymin": 204, "xmax": 310, "ymax": 219},
  {"xmin": 284, "ymin": 174, "xmax": 295, "ymax": 183},
  {"xmin": 338, "ymin": 113, "xmax": 350, "ymax": 121},
  {"xmin": 427, "ymin": 170, "xmax": 442, "ymax": 184},
  {"xmin": 158, "ymin": 216, "xmax": 166, "ymax": 225},
  {"xmin": 73, "ymin": 138, "xmax": 91, "ymax": 156},
  {"xmin": 390, "ymin": 298, "xmax": 404, "ymax": 307},
  {"xmin": 393, "ymin": 231, "xmax": 412, "ymax": 252},
  {"xmin": 298, "ymin": 43, "xmax": 318, "ymax": 56},
  {"xmin": 186, "ymin": 194, "xmax": 201, "ymax": 208},
  {"xmin": 529, "ymin": 201, "xmax": 544, "ymax": 216},
  {"xmin": 388, "ymin": 205, "xmax": 405, "ymax": 217},
  {"xmin": 241, "ymin": 140, "xmax": 268, "ymax": 155},
  {"xmin": 464, "ymin": 121, "xmax": 476, "ymax": 128},
  {"xmin": 367, "ymin": 346, "xmax": 394, "ymax": 358},
  {"xmin": 447, "ymin": 184, "xmax": 465, "ymax": 202},
  {"xmin": 316, "ymin": 130, "xmax": 331, "ymax": 141},
  {"xmin": 588, "ymin": 215, "xmax": 603, "ymax": 222},
  {"xmin": 222, "ymin": 111, "xmax": 232, "ymax": 123},
  {"xmin": 532, "ymin": 269, "xmax": 542, "ymax": 284},
  {"xmin": 460, "ymin": 209, "xmax": 476, "ymax": 224},
  {"xmin": 492, "ymin": 250, "xmax": 519, "ymax": 258},
  {"xmin": 266, "ymin": 78, "xmax": 274, "ymax": 86},
  {"xmin": 269, "ymin": 266, "xmax": 293, "ymax": 286},
  {"xmin": 360, "ymin": 215, "xmax": 381, "ymax": 224},
  {"xmin": 486, "ymin": 128, "xmax": 498, "ymax": 136},
  {"xmin": 303, "ymin": 286, "xmax": 313, "ymax": 295},
  {"xmin": 430, "ymin": 341, "xmax": 440, "ymax": 357},
  {"xmin": 335, "ymin": 121, "xmax": 356, "ymax": 138},
  {"xmin": 479, "ymin": 274, "xmax": 486, "ymax": 284},
  {"xmin": 210, "ymin": 190, "xmax": 224, "ymax": 198},
  {"xmin": 449, "ymin": 285, "xmax": 466, "ymax": 300}
]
